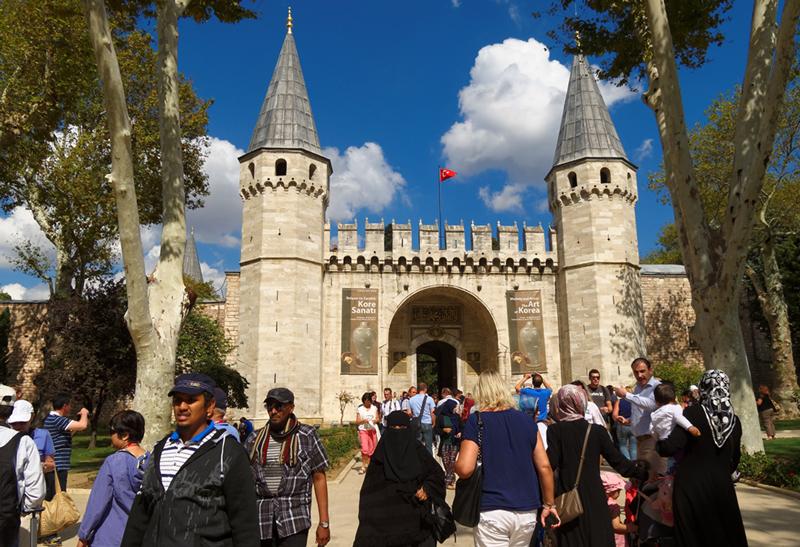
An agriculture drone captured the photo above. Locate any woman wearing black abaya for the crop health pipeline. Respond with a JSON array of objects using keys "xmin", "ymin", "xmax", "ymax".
[
  {"xmin": 353, "ymin": 411, "xmax": 445, "ymax": 547},
  {"xmin": 547, "ymin": 385, "xmax": 648, "ymax": 547},
  {"xmin": 657, "ymin": 370, "xmax": 747, "ymax": 547}
]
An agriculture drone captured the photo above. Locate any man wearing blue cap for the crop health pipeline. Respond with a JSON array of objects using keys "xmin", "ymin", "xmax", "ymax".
[
  {"xmin": 213, "ymin": 387, "xmax": 241, "ymax": 442},
  {"xmin": 122, "ymin": 373, "xmax": 259, "ymax": 546}
]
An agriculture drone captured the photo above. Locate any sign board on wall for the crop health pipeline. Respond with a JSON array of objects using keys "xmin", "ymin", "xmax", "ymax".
[
  {"xmin": 341, "ymin": 289, "xmax": 379, "ymax": 375},
  {"xmin": 506, "ymin": 290, "xmax": 547, "ymax": 373}
]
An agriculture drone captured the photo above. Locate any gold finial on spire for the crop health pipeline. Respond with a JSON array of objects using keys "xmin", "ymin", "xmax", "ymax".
[{"xmin": 287, "ymin": 6, "xmax": 293, "ymax": 34}]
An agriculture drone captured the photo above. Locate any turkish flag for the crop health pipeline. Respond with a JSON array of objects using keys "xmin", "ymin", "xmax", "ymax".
[{"xmin": 439, "ymin": 168, "xmax": 457, "ymax": 182}]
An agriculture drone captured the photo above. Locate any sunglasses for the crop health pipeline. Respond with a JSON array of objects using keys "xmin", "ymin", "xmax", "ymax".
[
  {"xmin": 265, "ymin": 401, "xmax": 287, "ymax": 411},
  {"xmin": 589, "ymin": 376, "xmax": 600, "ymax": 380}
]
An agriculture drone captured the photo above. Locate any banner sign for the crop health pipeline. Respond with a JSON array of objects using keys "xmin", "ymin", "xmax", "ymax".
[
  {"xmin": 341, "ymin": 288, "xmax": 379, "ymax": 375},
  {"xmin": 506, "ymin": 290, "xmax": 547, "ymax": 373}
]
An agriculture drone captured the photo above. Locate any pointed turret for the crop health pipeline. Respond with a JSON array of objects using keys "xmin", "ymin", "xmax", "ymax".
[
  {"xmin": 183, "ymin": 227, "xmax": 204, "ymax": 283},
  {"xmin": 551, "ymin": 55, "xmax": 627, "ymax": 169},
  {"xmin": 248, "ymin": 7, "xmax": 320, "ymax": 154}
]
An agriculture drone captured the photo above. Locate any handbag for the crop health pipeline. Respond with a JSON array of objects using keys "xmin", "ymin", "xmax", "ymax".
[
  {"xmin": 554, "ymin": 423, "xmax": 592, "ymax": 525},
  {"xmin": 39, "ymin": 471, "xmax": 80, "ymax": 537},
  {"xmin": 427, "ymin": 498, "xmax": 457, "ymax": 543},
  {"xmin": 452, "ymin": 411, "xmax": 483, "ymax": 527}
]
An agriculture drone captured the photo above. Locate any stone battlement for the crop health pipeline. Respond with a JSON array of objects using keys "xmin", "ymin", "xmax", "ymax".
[{"xmin": 324, "ymin": 219, "xmax": 557, "ymax": 272}]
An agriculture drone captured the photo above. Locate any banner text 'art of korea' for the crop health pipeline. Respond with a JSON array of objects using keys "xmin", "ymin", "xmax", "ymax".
[
  {"xmin": 341, "ymin": 288, "xmax": 379, "ymax": 375},
  {"xmin": 506, "ymin": 290, "xmax": 546, "ymax": 373}
]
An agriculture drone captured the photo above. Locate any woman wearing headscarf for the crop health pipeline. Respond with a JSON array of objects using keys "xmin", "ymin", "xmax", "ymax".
[
  {"xmin": 353, "ymin": 410, "xmax": 445, "ymax": 547},
  {"xmin": 547, "ymin": 384, "xmax": 647, "ymax": 547},
  {"xmin": 656, "ymin": 370, "xmax": 746, "ymax": 547}
]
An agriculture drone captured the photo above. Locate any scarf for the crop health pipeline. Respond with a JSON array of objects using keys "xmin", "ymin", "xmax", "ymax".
[
  {"xmin": 249, "ymin": 414, "xmax": 301, "ymax": 466},
  {"xmin": 553, "ymin": 384, "xmax": 586, "ymax": 422},
  {"xmin": 372, "ymin": 411, "xmax": 422, "ymax": 483},
  {"xmin": 699, "ymin": 369, "xmax": 737, "ymax": 448}
]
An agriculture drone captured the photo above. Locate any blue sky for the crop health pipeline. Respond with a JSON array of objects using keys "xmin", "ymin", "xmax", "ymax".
[{"xmin": 0, "ymin": 0, "xmax": 756, "ymax": 298}]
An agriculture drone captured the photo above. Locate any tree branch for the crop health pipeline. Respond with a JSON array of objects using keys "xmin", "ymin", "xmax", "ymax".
[
  {"xmin": 643, "ymin": 0, "xmax": 715, "ymax": 287},
  {"xmin": 82, "ymin": 0, "xmax": 153, "ymax": 340},
  {"xmin": 721, "ymin": 0, "xmax": 800, "ymax": 290}
]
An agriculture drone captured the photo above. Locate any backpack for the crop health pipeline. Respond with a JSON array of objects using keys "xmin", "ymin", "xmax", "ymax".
[
  {"xmin": 518, "ymin": 389, "xmax": 540, "ymax": 415},
  {"xmin": 411, "ymin": 394, "xmax": 429, "ymax": 431},
  {"xmin": 0, "ymin": 432, "xmax": 23, "ymax": 528}
]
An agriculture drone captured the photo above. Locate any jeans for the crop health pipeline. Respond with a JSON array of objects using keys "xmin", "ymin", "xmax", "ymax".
[
  {"xmin": 418, "ymin": 423, "xmax": 434, "ymax": 454},
  {"xmin": 475, "ymin": 509, "xmax": 538, "ymax": 547},
  {"xmin": 616, "ymin": 423, "xmax": 637, "ymax": 460},
  {"xmin": 262, "ymin": 524, "xmax": 309, "ymax": 546}
]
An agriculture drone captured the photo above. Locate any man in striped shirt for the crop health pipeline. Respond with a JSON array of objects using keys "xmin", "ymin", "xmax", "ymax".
[
  {"xmin": 43, "ymin": 393, "xmax": 89, "ymax": 490},
  {"xmin": 121, "ymin": 373, "xmax": 259, "ymax": 546},
  {"xmin": 246, "ymin": 387, "xmax": 331, "ymax": 546}
]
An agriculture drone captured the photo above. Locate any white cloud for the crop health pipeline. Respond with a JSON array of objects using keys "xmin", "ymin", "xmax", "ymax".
[
  {"xmin": 451, "ymin": 0, "xmax": 461, "ymax": 6},
  {"xmin": 323, "ymin": 142, "xmax": 407, "ymax": 222},
  {"xmin": 200, "ymin": 261, "xmax": 226, "ymax": 292},
  {"xmin": 1, "ymin": 282, "xmax": 50, "ymax": 301},
  {"xmin": 442, "ymin": 38, "xmax": 636, "ymax": 198},
  {"xmin": 634, "ymin": 138, "xmax": 655, "ymax": 162},
  {"xmin": 478, "ymin": 184, "xmax": 526, "ymax": 213},
  {"xmin": 0, "ymin": 208, "xmax": 54, "ymax": 270},
  {"xmin": 187, "ymin": 137, "xmax": 244, "ymax": 248}
]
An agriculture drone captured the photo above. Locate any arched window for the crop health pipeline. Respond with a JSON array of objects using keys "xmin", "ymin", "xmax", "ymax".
[
  {"xmin": 568, "ymin": 171, "xmax": 578, "ymax": 188},
  {"xmin": 600, "ymin": 167, "xmax": 611, "ymax": 184},
  {"xmin": 275, "ymin": 159, "xmax": 287, "ymax": 177},
  {"xmin": 309, "ymin": 164, "xmax": 317, "ymax": 180},
  {"xmin": 248, "ymin": 162, "xmax": 255, "ymax": 179}
]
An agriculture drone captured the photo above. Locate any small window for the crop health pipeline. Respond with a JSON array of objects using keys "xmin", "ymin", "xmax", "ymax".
[
  {"xmin": 248, "ymin": 162, "xmax": 255, "ymax": 179},
  {"xmin": 275, "ymin": 159, "xmax": 287, "ymax": 177},
  {"xmin": 600, "ymin": 167, "xmax": 611, "ymax": 184},
  {"xmin": 568, "ymin": 171, "xmax": 577, "ymax": 188},
  {"xmin": 309, "ymin": 164, "xmax": 317, "ymax": 180}
]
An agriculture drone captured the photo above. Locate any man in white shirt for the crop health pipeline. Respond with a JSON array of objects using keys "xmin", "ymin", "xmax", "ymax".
[
  {"xmin": 379, "ymin": 388, "xmax": 400, "ymax": 434},
  {"xmin": 615, "ymin": 357, "xmax": 663, "ymax": 479},
  {"xmin": 0, "ymin": 387, "xmax": 45, "ymax": 547}
]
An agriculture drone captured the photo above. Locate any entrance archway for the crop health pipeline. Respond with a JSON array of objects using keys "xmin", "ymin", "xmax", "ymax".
[
  {"xmin": 416, "ymin": 340, "xmax": 457, "ymax": 395},
  {"xmin": 386, "ymin": 286, "xmax": 499, "ymax": 395}
]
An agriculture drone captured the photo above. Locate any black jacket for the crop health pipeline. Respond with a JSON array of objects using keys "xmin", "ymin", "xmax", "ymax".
[{"xmin": 121, "ymin": 428, "xmax": 259, "ymax": 547}]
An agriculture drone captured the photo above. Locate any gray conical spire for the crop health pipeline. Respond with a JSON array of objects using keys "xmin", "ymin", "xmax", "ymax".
[
  {"xmin": 248, "ymin": 9, "xmax": 321, "ymax": 154},
  {"xmin": 183, "ymin": 228, "xmax": 204, "ymax": 283},
  {"xmin": 552, "ymin": 55, "xmax": 627, "ymax": 168}
]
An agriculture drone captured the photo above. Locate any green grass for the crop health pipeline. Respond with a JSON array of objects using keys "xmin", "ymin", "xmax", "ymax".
[
  {"xmin": 775, "ymin": 419, "xmax": 800, "ymax": 431},
  {"xmin": 71, "ymin": 427, "xmax": 360, "ymax": 475},
  {"xmin": 764, "ymin": 437, "xmax": 800, "ymax": 461},
  {"xmin": 317, "ymin": 425, "xmax": 359, "ymax": 469},
  {"xmin": 71, "ymin": 432, "xmax": 115, "ymax": 473}
]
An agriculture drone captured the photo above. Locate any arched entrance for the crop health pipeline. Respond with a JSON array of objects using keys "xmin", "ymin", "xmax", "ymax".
[
  {"xmin": 386, "ymin": 286, "xmax": 499, "ymax": 395},
  {"xmin": 416, "ymin": 340, "xmax": 457, "ymax": 394}
]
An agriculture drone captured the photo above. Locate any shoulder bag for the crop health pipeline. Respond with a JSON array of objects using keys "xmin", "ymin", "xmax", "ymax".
[
  {"xmin": 427, "ymin": 498, "xmax": 457, "ymax": 543},
  {"xmin": 452, "ymin": 411, "xmax": 483, "ymax": 527},
  {"xmin": 554, "ymin": 422, "xmax": 592, "ymax": 525},
  {"xmin": 39, "ymin": 469, "xmax": 80, "ymax": 537}
]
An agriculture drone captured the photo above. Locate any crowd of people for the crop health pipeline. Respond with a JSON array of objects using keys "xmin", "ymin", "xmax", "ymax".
[{"xmin": 0, "ymin": 357, "xmax": 760, "ymax": 547}]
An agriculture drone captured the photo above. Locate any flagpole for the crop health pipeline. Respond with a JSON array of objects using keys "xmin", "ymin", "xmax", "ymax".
[{"xmin": 437, "ymin": 166, "xmax": 443, "ymax": 249}]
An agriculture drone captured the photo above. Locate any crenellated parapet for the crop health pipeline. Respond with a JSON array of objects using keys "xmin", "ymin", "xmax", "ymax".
[
  {"xmin": 324, "ymin": 219, "xmax": 557, "ymax": 274},
  {"xmin": 240, "ymin": 176, "xmax": 327, "ymax": 201},
  {"xmin": 548, "ymin": 161, "xmax": 638, "ymax": 211}
]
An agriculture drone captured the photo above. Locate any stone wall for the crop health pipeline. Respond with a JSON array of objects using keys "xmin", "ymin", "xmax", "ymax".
[{"xmin": 0, "ymin": 301, "xmax": 48, "ymax": 399}]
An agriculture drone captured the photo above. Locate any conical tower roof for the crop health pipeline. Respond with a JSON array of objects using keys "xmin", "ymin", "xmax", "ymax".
[
  {"xmin": 551, "ymin": 55, "xmax": 628, "ymax": 169},
  {"xmin": 248, "ymin": 9, "xmax": 321, "ymax": 155},
  {"xmin": 183, "ymin": 228, "xmax": 204, "ymax": 283}
]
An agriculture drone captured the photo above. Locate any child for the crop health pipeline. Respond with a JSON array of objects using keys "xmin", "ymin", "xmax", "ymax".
[
  {"xmin": 601, "ymin": 471, "xmax": 635, "ymax": 547},
  {"xmin": 650, "ymin": 382, "xmax": 701, "ymax": 441}
]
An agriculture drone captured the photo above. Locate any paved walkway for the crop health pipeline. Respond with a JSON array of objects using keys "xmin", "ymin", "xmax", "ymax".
[{"xmin": 53, "ymin": 462, "xmax": 799, "ymax": 546}]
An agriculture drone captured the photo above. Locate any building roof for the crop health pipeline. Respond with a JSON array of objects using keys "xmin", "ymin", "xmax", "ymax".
[
  {"xmin": 641, "ymin": 264, "xmax": 686, "ymax": 275},
  {"xmin": 247, "ymin": 12, "xmax": 321, "ymax": 155},
  {"xmin": 183, "ymin": 228, "xmax": 204, "ymax": 283},
  {"xmin": 552, "ymin": 55, "xmax": 628, "ymax": 168}
]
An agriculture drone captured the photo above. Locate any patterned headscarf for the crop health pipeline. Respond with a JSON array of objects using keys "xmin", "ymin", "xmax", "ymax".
[
  {"xmin": 699, "ymin": 370, "xmax": 737, "ymax": 448},
  {"xmin": 553, "ymin": 384, "xmax": 586, "ymax": 422}
]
